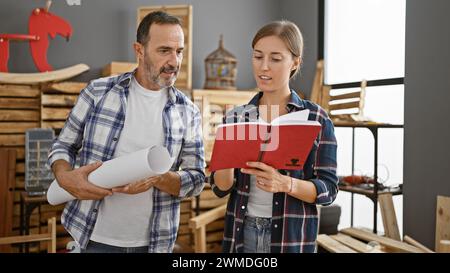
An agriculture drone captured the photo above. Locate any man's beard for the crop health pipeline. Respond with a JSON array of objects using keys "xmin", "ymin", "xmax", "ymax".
[{"xmin": 144, "ymin": 56, "xmax": 179, "ymax": 89}]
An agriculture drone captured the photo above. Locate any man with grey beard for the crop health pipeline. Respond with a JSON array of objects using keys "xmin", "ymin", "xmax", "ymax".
[{"xmin": 48, "ymin": 11, "xmax": 205, "ymax": 253}]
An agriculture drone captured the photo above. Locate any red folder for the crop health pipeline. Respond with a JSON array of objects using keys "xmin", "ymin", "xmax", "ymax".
[{"xmin": 209, "ymin": 112, "xmax": 321, "ymax": 172}]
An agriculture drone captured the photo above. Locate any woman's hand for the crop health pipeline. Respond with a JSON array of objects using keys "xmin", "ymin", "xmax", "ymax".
[
  {"xmin": 241, "ymin": 162, "xmax": 291, "ymax": 193},
  {"xmin": 111, "ymin": 176, "xmax": 161, "ymax": 195}
]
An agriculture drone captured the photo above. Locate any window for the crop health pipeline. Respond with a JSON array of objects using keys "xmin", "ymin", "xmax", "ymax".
[{"xmin": 322, "ymin": 0, "xmax": 406, "ymax": 234}]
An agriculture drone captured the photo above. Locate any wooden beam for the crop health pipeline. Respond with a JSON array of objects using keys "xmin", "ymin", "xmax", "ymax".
[
  {"xmin": 317, "ymin": 234, "xmax": 357, "ymax": 253},
  {"xmin": 0, "ymin": 64, "xmax": 89, "ymax": 84},
  {"xmin": 340, "ymin": 228, "xmax": 422, "ymax": 253},
  {"xmin": 0, "ymin": 110, "xmax": 40, "ymax": 121},
  {"xmin": 330, "ymin": 233, "xmax": 384, "ymax": 253},
  {"xmin": 436, "ymin": 196, "xmax": 450, "ymax": 252},
  {"xmin": 378, "ymin": 193, "xmax": 401, "ymax": 241},
  {"xmin": 403, "ymin": 235, "xmax": 434, "ymax": 253},
  {"xmin": 0, "ymin": 122, "xmax": 40, "ymax": 133},
  {"xmin": 0, "ymin": 134, "xmax": 25, "ymax": 146}
]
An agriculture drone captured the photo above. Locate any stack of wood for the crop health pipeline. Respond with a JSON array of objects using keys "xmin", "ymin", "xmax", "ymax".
[{"xmin": 0, "ymin": 82, "xmax": 88, "ymax": 253}]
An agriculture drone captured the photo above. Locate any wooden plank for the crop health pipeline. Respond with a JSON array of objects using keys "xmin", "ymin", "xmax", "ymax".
[
  {"xmin": 0, "ymin": 134, "xmax": 25, "ymax": 146},
  {"xmin": 199, "ymin": 189, "xmax": 221, "ymax": 200},
  {"xmin": 41, "ymin": 108, "xmax": 71, "ymax": 120},
  {"xmin": 0, "ymin": 85, "xmax": 40, "ymax": 97},
  {"xmin": 378, "ymin": 193, "xmax": 401, "ymax": 241},
  {"xmin": 55, "ymin": 236, "xmax": 72, "ymax": 251},
  {"xmin": 180, "ymin": 199, "xmax": 193, "ymax": 213},
  {"xmin": 309, "ymin": 60, "xmax": 324, "ymax": 105},
  {"xmin": 436, "ymin": 195, "xmax": 450, "ymax": 252},
  {"xmin": 317, "ymin": 234, "xmax": 357, "ymax": 253},
  {"xmin": 330, "ymin": 233, "xmax": 384, "ymax": 253},
  {"xmin": 0, "ymin": 110, "xmax": 40, "ymax": 121},
  {"xmin": 206, "ymin": 219, "xmax": 225, "ymax": 233},
  {"xmin": 328, "ymin": 101, "xmax": 360, "ymax": 111},
  {"xmin": 15, "ymin": 162, "xmax": 24, "ymax": 174},
  {"xmin": 0, "ymin": 149, "xmax": 16, "ymax": 252},
  {"xmin": 45, "ymin": 82, "xmax": 86, "ymax": 94},
  {"xmin": 137, "ymin": 5, "xmax": 192, "ymax": 90},
  {"xmin": 206, "ymin": 242, "xmax": 222, "ymax": 253},
  {"xmin": 194, "ymin": 226, "xmax": 206, "ymax": 253},
  {"xmin": 0, "ymin": 98, "xmax": 40, "ymax": 109},
  {"xmin": 41, "ymin": 94, "xmax": 78, "ymax": 107},
  {"xmin": 176, "ymin": 234, "xmax": 191, "ymax": 245},
  {"xmin": 189, "ymin": 204, "xmax": 226, "ymax": 230},
  {"xmin": 41, "ymin": 121, "xmax": 66, "ymax": 130},
  {"xmin": 0, "ymin": 122, "xmax": 40, "ymax": 133},
  {"xmin": 0, "ymin": 64, "xmax": 89, "ymax": 85},
  {"xmin": 340, "ymin": 228, "xmax": 421, "ymax": 253},
  {"xmin": 330, "ymin": 91, "xmax": 362, "ymax": 101},
  {"xmin": 403, "ymin": 235, "xmax": 434, "ymax": 253},
  {"xmin": 194, "ymin": 198, "xmax": 228, "ymax": 209}
]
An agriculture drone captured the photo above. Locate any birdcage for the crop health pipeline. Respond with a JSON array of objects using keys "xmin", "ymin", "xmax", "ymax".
[{"xmin": 204, "ymin": 35, "xmax": 237, "ymax": 90}]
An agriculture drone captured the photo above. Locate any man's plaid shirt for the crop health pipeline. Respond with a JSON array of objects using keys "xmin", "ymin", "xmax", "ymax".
[
  {"xmin": 209, "ymin": 90, "xmax": 338, "ymax": 253},
  {"xmin": 48, "ymin": 71, "xmax": 205, "ymax": 252}
]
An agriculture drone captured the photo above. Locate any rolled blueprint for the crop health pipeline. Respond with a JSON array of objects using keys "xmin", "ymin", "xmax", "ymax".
[{"xmin": 47, "ymin": 145, "xmax": 173, "ymax": 205}]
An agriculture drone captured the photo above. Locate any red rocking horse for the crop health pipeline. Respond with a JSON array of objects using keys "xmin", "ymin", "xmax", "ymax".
[{"xmin": 0, "ymin": 1, "xmax": 72, "ymax": 72}]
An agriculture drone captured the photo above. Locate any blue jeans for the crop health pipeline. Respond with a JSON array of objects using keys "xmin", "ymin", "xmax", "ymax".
[
  {"xmin": 243, "ymin": 216, "xmax": 272, "ymax": 253},
  {"xmin": 81, "ymin": 240, "xmax": 148, "ymax": 253}
]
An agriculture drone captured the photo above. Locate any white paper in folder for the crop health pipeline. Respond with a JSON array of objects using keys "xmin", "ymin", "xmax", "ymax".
[{"xmin": 47, "ymin": 145, "xmax": 174, "ymax": 205}]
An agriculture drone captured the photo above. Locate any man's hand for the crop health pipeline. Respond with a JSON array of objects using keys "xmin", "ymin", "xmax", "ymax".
[
  {"xmin": 111, "ymin": 176, "xmax": 162, "ymax": 195},
  {"xmin": 240, "ymin": 161, "xmax": 291, "ymax": 193},
  {"xmin": 55, "ymin": 161, "xmax": 113, "ymax": 200}
]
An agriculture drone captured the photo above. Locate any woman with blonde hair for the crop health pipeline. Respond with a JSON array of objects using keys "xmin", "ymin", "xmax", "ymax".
[{"xmin": 210, "ymin": 20, "xmax": 338, "ymax": 253}]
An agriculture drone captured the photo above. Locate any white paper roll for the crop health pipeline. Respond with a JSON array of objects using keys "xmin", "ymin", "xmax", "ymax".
[{"xmin": 47, "ymin": 146, "xmax": 173, "ymax": 205}]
